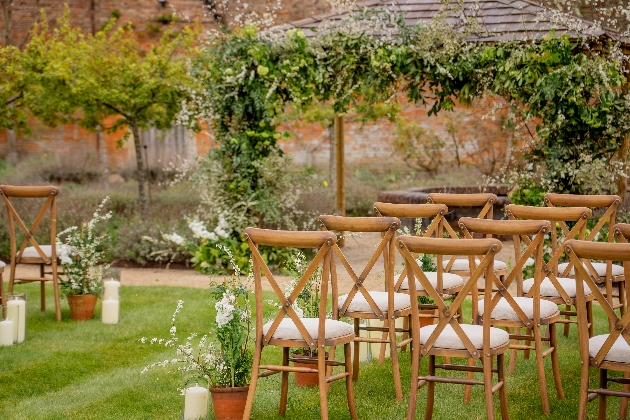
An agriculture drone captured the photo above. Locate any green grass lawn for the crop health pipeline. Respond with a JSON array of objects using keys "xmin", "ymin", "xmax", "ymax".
[{"xmin": 0, "ymin": 282, "xmax": 626, "ymax": 419}]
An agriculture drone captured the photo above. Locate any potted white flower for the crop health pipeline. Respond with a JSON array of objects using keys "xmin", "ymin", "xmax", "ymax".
[
  {"xmin": 140, "ymin": 246, "xmax": 253, "ymax": 420},
  {"xmin": 57, "ymin": 197, "xmax": 112, "ymax": 320}
]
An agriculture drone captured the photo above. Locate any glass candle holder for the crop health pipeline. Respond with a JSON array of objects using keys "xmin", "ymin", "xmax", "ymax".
[
  {"xmin": 0, "ymin": 305, "xmax": 14, "ymax": 346},
  {"xmin": 6, "ymin": 292, "xmax": 27, "ymax": 343},
  {"xmin": 102, "ymin": 268, "xmax": 121, "ymax": 324}
]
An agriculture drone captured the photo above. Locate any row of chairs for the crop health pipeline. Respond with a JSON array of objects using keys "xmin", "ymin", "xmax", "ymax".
[{"xmin": 242, "ymin": 193, "xmax": 629, "ymax": 420}]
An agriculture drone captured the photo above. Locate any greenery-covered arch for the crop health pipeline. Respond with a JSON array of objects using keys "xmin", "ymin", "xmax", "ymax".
[{"xmin": 188, "ymin": 9, "xmax": 630, "ymax": 231}]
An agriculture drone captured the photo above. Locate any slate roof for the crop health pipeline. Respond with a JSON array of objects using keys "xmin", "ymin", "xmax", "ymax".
[{"xmin": 278, "ymin": 0, "xmax": 627, "ymax": 45}]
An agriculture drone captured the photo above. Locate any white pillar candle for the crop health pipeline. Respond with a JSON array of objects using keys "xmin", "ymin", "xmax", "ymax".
[
  {"xmin": 101, "ymin": 299, "xmax": 119, "ymax": 324},
  {"xmin": 0, "ymin": 320, "xmax": 13, "ymax": 346},
  {"xmin": 7, "ymin": 299, "xmax": 25, "ymax": 343},
  {"xmin": 103, "ymin": 279, "xmax": 121, "ymax": 301},
  {"xmin": 184, "ymin": 385, "xmax": 208, "ymax": 420}
]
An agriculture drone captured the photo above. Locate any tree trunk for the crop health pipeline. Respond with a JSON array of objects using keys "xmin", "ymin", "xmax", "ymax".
[
  {"xmin": 1, "ymin": 0, "xmax": 11, "ymax": 46},
  {"xmin": 329, "ymin": 124, "xmax": 335, "ymax": 190},
  {"xmin": 130, "ymin": 121, "xmax": 148, "ymax": 216},
  {"xmin": 617, "ymin": 136, "xmax": 628, "ymax": 205}
]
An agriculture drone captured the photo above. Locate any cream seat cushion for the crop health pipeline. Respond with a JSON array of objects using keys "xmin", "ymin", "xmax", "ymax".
[
  {"xmin": 523, "ymin": 277, "xmax": 592, "ymax": 298},
  {"xmin": 478, "ymin": 297, "xmax": 559, "ymax": 321},
  {"xmin": 558, "ymin": 262, "xmax": 624, "ymax": 277},
  {"xmin": 419, "ymin": 324, "xmax": 509, "ymax": 350},
  {"xmin": 262, "ymin": 318, "xmax": 354, "ymax": 341},
  {"xmin": 338, "ymin": 291, "xmax": 411, "ymax": 314},
  {"xmin": 21, "ymin": 245, "xmax": 53, "ymax": 259},
  {"xmin": 589, "ymin": 334, "xmax": 630, "ymax": 364},
  {"xmin": 444, "ymin": 259, "xmax": 507, "ymax": 271},
  {"xmin": 400, "ymin": 272, "xmax": 464, "ymax": 291}
]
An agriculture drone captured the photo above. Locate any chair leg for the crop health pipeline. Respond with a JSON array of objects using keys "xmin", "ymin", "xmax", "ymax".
[
  {"xmin": 8, "ymin": 259, "xmax": 16, "ymax": 293},
  {"xmin": 578, "ymin": 359, "xmax": 589, "ymax": 420},
  {"xmin": 379, "ymin": 319, "xmax": 389, "ymax": 364},
  {"xmin": 463, "ymin": 358, "xmax": 475, "ymax": 403},
  {"xmin": 620, "ymin": 371, "xmax": 630, "ymax": 419},
  {"xmin": 524, "ymin": 327, "xmax": 532, "ymax": 360},
  {"xmin": 318, "ymin": 345, "xmax": 329, "ymax": 420},
  {"xmin": 344, "ymin": 343, "xmax": 358, "ymax": 420},
  {"xmin": 598, "ymin": 369, "xmax": 607, "ymax": 420},
  {"xmin": 618, "ymin": 281, "xmax": 627, "ymax": 318},
  {"xmin": 549, "ymin": 323, "xmax": 565, "ymax": 399},
  {"xmin": 534, "ymin": 326, "xmax": 550, "ymax": 414},
  {"xmin": 279, "ymin": 347, "xmax": 289, "ymax": 416},
  {"xmin": 389, "ymin": 316, "xmax": 403, "ymax": 401},
  {"xmin": 483, "ymin": 355, "xmax": 496, "ymax": 420},
  {"xmin": 242, "ymin": 339, "xmax": 263, "ymax": 420},
  {"xmin": 407, "ymin": 327, "xmax": 420, "ymax": 420},
  {"xmin": 587, "ymin": 301, "xmax": 594, "ymax": 338},
  {"xmin": 563, "ymin": 304, "xmax": 571, "ymax": 337},
  {"xmin": 498, "ymin": 354, "xmax": 509, "ymax": 419},
  {"xmin": 52, "ymin": 262, "xmax": 62, "ymax": 322},
  {"xmin": 424, "ymin": 355, "xmax": 436, "ymax": 420},
  {"xmin": 508, "ymin": 327, "xmax": 519, "ymax": 375},
  {"xmin": 353, "ymin": 318, "xmax": 360, "ymax": 381},
  {"xmin": 401, "ymin": 316, "xmax": 409, "ymax": 352}
]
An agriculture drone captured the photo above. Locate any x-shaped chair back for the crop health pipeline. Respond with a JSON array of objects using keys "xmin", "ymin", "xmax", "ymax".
[
  {"xmin": 317, "ymin": 215, "xmax": 400, "ymax": 320},
  {"xmin": 506, "ymin": 204, "xmax": 592, "ymax": 306},
  {"xmin": 569, "ymin": 240, "xmax": 630, "ymax": 366},
  {"xmin": 373, "ymin": 202, "xmax": 449, "ymax": 293},
  {"xmin": 245, "ymin": 227, "xmax": 336, "ymax": 350},
  {"xmin": 0, "ymin": 185, "xmax": 59, "ymax": 265},
  {"xmin": 397, "ymin": 236, "xmax": 501, "ymax": 359},
  {"xmin": 565, "ymin": 239, "xmax": 630, "ymax": 419},
  {"xmin": 426, "ymin": 193, "xmax": 500, "ymax": 273},
  {"xmin": 458, "ymin": 218, "xmax": 550, "ymax": 327},
  {"xmin": 545, "ymin": 194, "xmax": 621, "ymax": 283}
]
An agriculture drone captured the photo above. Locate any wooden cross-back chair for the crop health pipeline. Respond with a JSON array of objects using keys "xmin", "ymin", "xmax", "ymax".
[
  {"xmin": 0, "ymin": 185, "xmax": 62, "ymax": 321},
  {"xmin": 506, "ymin": 204, "xmax": 594, "ymax": 337},
  {"xmin": 545, "ymin": 194, "xmax": 626, "ymax": 318},
  {"xmin": 243, "ymin": 228, "xmax": 357, "ymax": 420},
  {"xmin": 0, "ymin": 261, "xmax": 5, "ymax": 306},
  {"xmin": 373, "ymin": 202, "xmax": 466, "ymax": 353},
  {"xmin": 426, "ymin": 193, "xmax": 509, "ymax": 284},
  {"xmin": 317, "ymin": 215, "xmax": 410, "ymax": 401},
  {"xmin": 399, "ymin": 236, "xmax": 510, "ymax": 420},
  {"xmin": 566, "ymin": 238, "xmax": 630, "ymax": 420},
  {"xmin": 459, "ymin": 218, "xmax": 564, "ymax": 414}
]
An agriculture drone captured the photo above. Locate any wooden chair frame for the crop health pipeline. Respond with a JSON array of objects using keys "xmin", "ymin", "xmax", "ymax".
[
  {"xmin": 506, "ymin": 204, "xmax": 594, "ymax": 337},
  {"xmin": 243, "ymin": 228, "xmax": 357, "ymax": 420},
  {"xmin": 0, "ymin": 185, "xmax": 62, "ymax": 321},
  {"xmin": 545, "ymin": 194, "xmax": 625, "ymax": 316},
  {"xmin": 317, "ymin": 215, "xmax": 410, "ymax": 401},
  {"xmin": 459, "ymin": 218, "xmax": 564, "ymax": 413},
  {"xmin": 373, "ymin": 202, "xmax": 463, "ymax": 355},
  {"xmin": 400, "ymin": 236, "xmax": 509, "ymax": 420},
  {"xmin": 426, "ymin": 193, "xmax": 509, "ymax": 282},
  {"xmin": 0, "ymin": 262, "xmax": 4, "ymax": 306},
  {"xmin": 567, "ymin": 239, "xmax": 630, "ymax": 420}
]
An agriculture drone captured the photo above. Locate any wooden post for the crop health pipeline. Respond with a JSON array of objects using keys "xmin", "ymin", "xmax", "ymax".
[
  {"xmin": 334, "ymin": 114, "xmax": 345, "ymax": 246},
  {"xmin": 618, "ymin": 136, "xmax": 628, "ymax": 206}
]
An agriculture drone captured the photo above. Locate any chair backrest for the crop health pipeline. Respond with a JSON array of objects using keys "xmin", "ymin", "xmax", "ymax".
[
  {"xmin": 244, "ymin": 228, "xmax": 336, "ymax": 350},
  {"xmin": 545, "ymin": 193, "xmax": 621, "ymax": 281},
  {"xmin": 458, "ymin": 218, "xmax": 550, "ymax": 326},
  {"xmin": 614, "ymin": 223, "xmax": 630, "ymax": 243},
  {"xmin": 426, "ymin": 193, "xmax": 499, "ymax": 273},
  {"xmin": 397, "ymin": 236, "xmax": 501, "ymax": 359},
  {"xmin": 506, "ymin": 204, "xmax": 592, "ymax": 277},
  {"xmin": 0, "ymin": 185, "xmax": 59, "ymax": 264},
  {"xmin": 565, "ymin": 239, "xmax": 630, "ymax": 364},
  {"xmin": 373, "ymin": 202, "xmax": 449, "ymax": 293},
  {"xmin": 317, "ymin": 215, "xmax": 400, "ymax": 320}
]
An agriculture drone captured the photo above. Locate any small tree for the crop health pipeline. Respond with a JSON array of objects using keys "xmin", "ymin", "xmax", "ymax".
[{"xmin": 29, "ymin": 12, "xmax": 198, "ymax": 214}]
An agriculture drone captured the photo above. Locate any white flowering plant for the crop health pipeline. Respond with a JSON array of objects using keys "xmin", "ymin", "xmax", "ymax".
[
  {"xmin": 140, "ymin": 246, "xmax": 253, "ymax": 388},
  {"xmin": 57, "ymin": 197, "xmax": 112, "ymax": 296}
]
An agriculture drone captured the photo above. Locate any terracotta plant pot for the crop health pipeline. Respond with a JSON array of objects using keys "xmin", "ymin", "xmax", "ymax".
[
  {"xmin": 67, "ymin": 294, "xmax": 98, "ymax": 320},
  {"xmin": 293, "ymin": 361, "xmax": 319, "ymax": 387},
  {"xmin": 419, "ymin": 309, "xmax": 436, "ymax": 328},
  {"xmin": 210, "ymin": 385, "xmax": 249, "ymax": 420}
]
